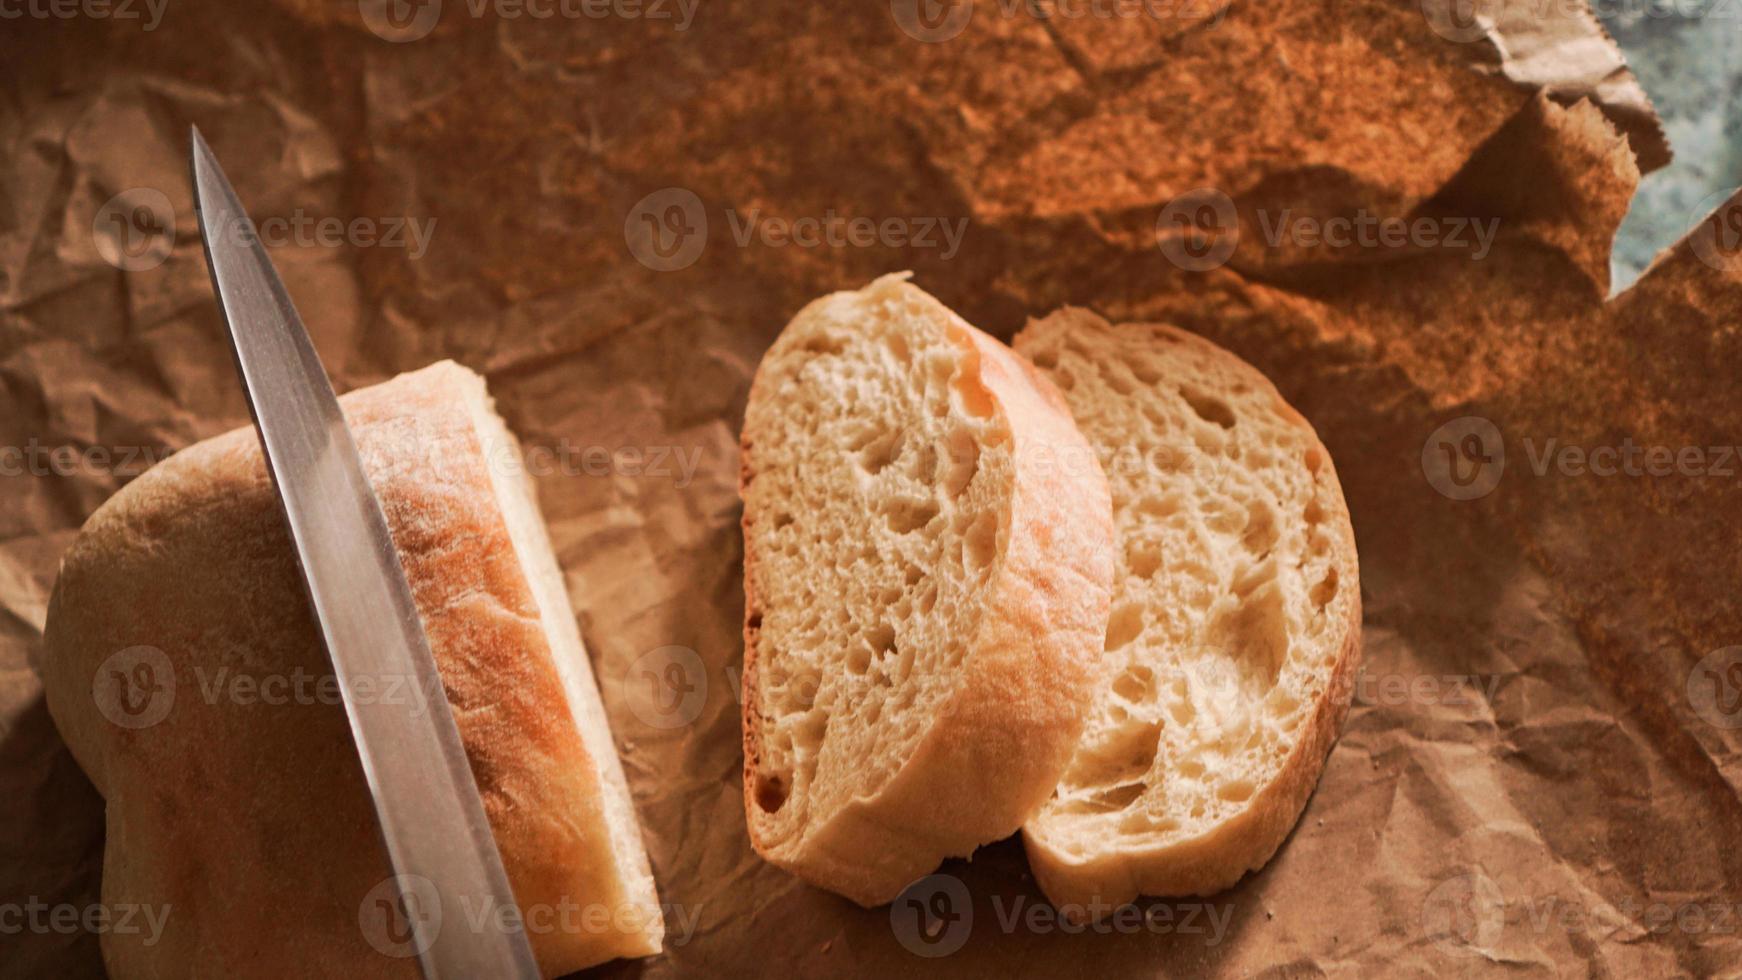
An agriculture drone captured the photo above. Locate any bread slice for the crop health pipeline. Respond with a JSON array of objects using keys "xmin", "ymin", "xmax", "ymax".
[
  {"xmin": 41, "ymin": 361, "xmax": 662, "ymax": 978},
  {"xmin": 739, "ymin": 274, "xmax": 1115, "ymax": 906},
  {"xmin": 1013, "ymin": 310, "xmax": 1361, "ymax": 915}
]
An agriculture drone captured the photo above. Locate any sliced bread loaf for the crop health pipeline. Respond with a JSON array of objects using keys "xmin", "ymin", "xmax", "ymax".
[
  {"xmin": 41, "ymin": 362, "xmax": 663, "ymax": 976},
  {"xmin": 1013, "ymin": 309, "xmax": 1361, "ymax": 916},
  {"xmin": 740, "ymin": 275, "xmax": 1115, "ymax": 906}
]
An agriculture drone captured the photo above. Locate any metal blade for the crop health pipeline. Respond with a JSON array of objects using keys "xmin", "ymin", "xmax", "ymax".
[{"xmin": 189, "ymin": 127, "xmax": 540, "ymax": 980}]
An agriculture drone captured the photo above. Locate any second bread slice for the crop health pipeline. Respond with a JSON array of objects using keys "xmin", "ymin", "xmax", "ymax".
[
  {"xmin": 1014, "ymin": 309, "xmax": 1361, "ymax": 916},
  {"xmin": 740, "ymin": 275, "xmax": 1114, "ymax": 906}
]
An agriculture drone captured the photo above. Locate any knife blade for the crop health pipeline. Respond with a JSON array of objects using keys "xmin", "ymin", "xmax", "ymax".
[{"xmin": 189, "ymin": 127, "xmax": 540, "ymax": 980}]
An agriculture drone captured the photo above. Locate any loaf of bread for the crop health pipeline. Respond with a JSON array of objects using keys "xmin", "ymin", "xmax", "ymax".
[
  {"xmin": 41, "ymin": 361, "xmax": 663, "ymax": 977},
  {"xmin": 739, "ymin": 275, "xmax": 1115, "ymax": 905},
  {"xmin": 1013, "ymin": 310, "xmax": 1361, "ymax": 916}
]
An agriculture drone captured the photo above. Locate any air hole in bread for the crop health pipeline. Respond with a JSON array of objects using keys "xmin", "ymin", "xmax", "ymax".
[
  {"xmin": 1136, "ymin": 493, "xmax": 1181, "ymax": 520},
  {"xmin": 1031, "ymin": 347, "xmax": 1059, "ymax": 369},
  {"xmin": 846, "ymin": 644, "xmax": 872, "ymax": 675},
  {"xmin": 916, "ymin": 583, "xmax": 938, "ymax": 616},
  {"xmin": 1180, "ymin": 387, "xmax": 1237, "ymax": 429},
  {"xmin": 883, "ymin": 497, "xmax": 939, "ymax": 534},
  {"xmin": 1304, "ymin": 446, "xmax": 1324, "ymax": 474},
  {"xmin": 940, "ymin": 429, "xmax": 979, "ymax": 498},
  {"xmin": 1206, "ymin": 581, "xmax": 1289, "ymax": 687},
  {"xmin": 1126, "ymin": 539, "xmax": 1163, "ymax": 579},
  {"xmin": 1131, "ymin": 359, "xmax": 1162, "ymax": 385},
  {"xmin": 886, "ymin": 329, "xmax": 911, "ymax": 365},
  {"xmin": 1217, "ymin": 780, "xmax": 1254, "ymax": 803},
  {"xmin": 1111, "ymin": 665, "xmax": 1154, "ymax": 702},
  {"xmin": 860, "ymin": 431, "xmax": 902, "ymax": 473},
  {"xmin": 1310, "ymin": 567, "xmax": 1339, "ymax": 611},
  {"xmin": 962, "ymin": 511, "xmax": 998, "ymax": 571},
  {"xmin": 801, "ymin": 334, "xmax": 847, "ymax": 357},
  {"xmin": 1084, "ymin": 783, "xmax": 1147, "ymax": 812},
  {"xmin": 951, "ymin": 368, "xmax": 996, "ymax": 419},
  {"xmin": 754, "ymin": 773, "xmax": 789, "ymax": 813},
  {"xmin": 1240, "ymin": 501, "xmax": 1277, "ymax": 554},
  {"xmin": 1099, "ymin": 361, "xmax": 1136, "ymax": 397},
  {"xmin": 911, "ymin": 442, "xmax": 939, "ymax": 484},
  {"xmin": 1105, "ymin": 603, "xmax": 1146, "ymax": 651},
  {"xmin": 1082, "ymin": 718, "xmax": 1161, "ymax": 785}
]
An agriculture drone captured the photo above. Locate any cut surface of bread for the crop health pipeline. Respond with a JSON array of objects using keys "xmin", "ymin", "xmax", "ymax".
[
  {"xmin": 739, "ymin": 274, "xmax": 1114, "ymax": 906},
  {"xmin": 41, "ymin": 361, "xmax": 662, "ymax": 978},
  {"xmin": 1014, "ymin": 310, "xmax": 1361, "ymax": 915}
]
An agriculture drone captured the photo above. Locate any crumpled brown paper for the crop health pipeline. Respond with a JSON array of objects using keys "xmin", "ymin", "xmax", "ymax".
[{"xmin": 3, "ymin": 0, "xmax": 1737, "ymax": 976}]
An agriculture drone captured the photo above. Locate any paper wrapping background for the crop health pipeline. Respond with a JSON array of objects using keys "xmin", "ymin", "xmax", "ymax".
[{"xmin": 2, "ymin": 0, "xmax": 1738, "ymax": 976}]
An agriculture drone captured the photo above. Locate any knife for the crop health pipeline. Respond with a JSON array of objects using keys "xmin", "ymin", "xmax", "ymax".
[{"xmin": 189, "ymin": 127, "xmax": 541, "ymax": 980}]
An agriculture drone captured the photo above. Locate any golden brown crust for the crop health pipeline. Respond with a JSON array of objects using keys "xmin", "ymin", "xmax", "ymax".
[
  {"xmin": 42, "ymin": 361, "xmax": 660, "ymax": 978},
  {"xmin": 738, "ymin": 278, "xmax": 1114, "ymax": 905},
  {"xmin": 1015, "ymin": 316, "xmax": 1364, "ymax": 916}
]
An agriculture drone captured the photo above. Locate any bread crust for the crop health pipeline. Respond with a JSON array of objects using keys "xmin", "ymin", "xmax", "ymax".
[
  {"xmin": 739, "ymin": 276, "xmax": 1115, "ymax": 905},
  {"xmin": 41, "ymin": 361, "xmax": 662, "ymax": 978},
  {"xmin": 1014, "ymin": 313, "xmax": 1363, "ymax": 917}
]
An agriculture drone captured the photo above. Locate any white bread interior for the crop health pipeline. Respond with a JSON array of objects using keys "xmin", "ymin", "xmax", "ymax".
[
  {"xmin": 739, "ymin": 275, "xmax": 1114, "ymax": 905},
  {"xmin": 1014, "ymin": 310, "xmax": 1361, "ymax": 916}
]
